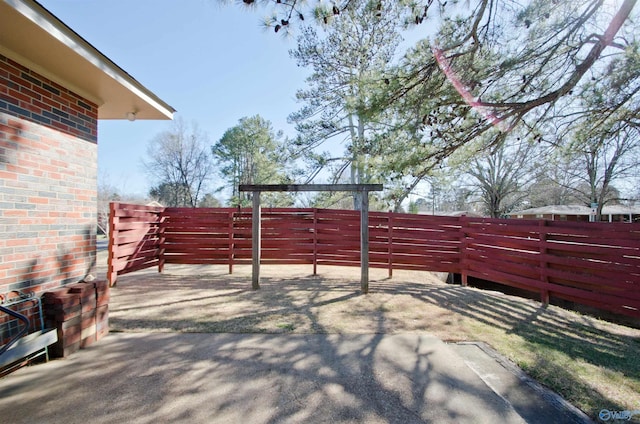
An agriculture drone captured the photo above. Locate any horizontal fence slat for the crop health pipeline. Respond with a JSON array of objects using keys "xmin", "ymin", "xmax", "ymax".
[{"xmin": 108, "ymin": 203, "xmax": 640, "ymax": 318}]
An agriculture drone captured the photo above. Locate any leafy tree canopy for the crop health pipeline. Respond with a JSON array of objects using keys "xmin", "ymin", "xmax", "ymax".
[
  {"xmin": 230, "ymin": 0, "xmax": 639, "ymax": 211},
  {"xmin": 212, "ymin": 114, "xmax": 295, "ymax": 206}
]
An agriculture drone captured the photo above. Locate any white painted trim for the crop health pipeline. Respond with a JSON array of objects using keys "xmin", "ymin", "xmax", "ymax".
[{"xmin": 4, "ymin": 0, "xmax": 175, "ymax": 119}]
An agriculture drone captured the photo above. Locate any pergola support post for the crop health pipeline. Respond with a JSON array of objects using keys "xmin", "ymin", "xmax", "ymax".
[
  {"xmin": 251, "ymin": 191, "xmax": 261, "ymax": 290},
  {"xmin": 240, "ymin": 184, "xmax": 383, "ymax": 293},
  {"xmin": 360, "ymin": 190, "xmax": 370, "ymax": 294}
]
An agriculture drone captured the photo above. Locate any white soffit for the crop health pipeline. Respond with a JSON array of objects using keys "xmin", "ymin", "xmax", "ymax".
[{"xmin": 0, "ymin": 0, "xmax": 175, "ymax": 120}]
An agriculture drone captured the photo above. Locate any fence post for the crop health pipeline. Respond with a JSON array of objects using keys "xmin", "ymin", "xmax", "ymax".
[
  {"xmin": 361, "ymin": 191, "xmax": 370, "ymax": 294},
  {"xmin": 539, "ymin": 220, "xmax": 550, "ymax": 305},
  {"xmin": 107, "ymin": 202, "xmax": 118, "ymax": 287},
  {"xmin": 228, "ymin": 210, "xmax": 235, "ymax": 274},
  {"xmin": 251, "ymin": 193, "xmax": 261, "ymax": 290},
  {"xmin": 158, "ymin": 208, "xmax": 166, "ymax": 273},
  {"xmin": 460, "ymin": 216, "xmax": 468, "ymax": 287},
  {"xmin": 313, "ymin": 208, "xmax": 318, "ymax": 275},
  {"xmin": 387, "ymin": 212, "xmax": 393, "ymax": 278}
]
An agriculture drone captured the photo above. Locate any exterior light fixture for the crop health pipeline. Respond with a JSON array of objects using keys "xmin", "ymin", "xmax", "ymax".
[{"xmin": 126, "ymin": 111, "xmax": 136, "ymax": 121}]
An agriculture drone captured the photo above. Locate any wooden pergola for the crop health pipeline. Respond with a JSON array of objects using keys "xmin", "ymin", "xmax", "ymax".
[{"xmin": 238, "ymin": 184, "xmax": 383, "ymax": 293}]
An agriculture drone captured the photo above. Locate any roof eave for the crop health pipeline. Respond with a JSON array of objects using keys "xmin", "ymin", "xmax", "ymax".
[{"xmin": 0, "ymin": 0, "xmax": 175, "ymax": 120}]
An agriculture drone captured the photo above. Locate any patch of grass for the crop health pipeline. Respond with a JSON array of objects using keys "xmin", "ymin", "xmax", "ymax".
[
  {"xmin": 275, "ymin": 323, "xmax": 295, "ymax": 331},
  {"xmin": 458, "ymin": 308, "xmax": 640, "ymax": 418}
]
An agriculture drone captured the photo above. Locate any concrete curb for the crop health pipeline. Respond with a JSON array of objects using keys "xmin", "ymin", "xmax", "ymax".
[{"xmin": 453, "ymin": 341, "xmax": 594, "ymax": 424}]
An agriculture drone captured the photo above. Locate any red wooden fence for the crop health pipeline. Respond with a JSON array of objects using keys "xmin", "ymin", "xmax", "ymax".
[
  {"xmin": 107, "ymin": 202, "xmax": 163, "ymax": 284},
  {"xmin": 107, "ymin": 202, "xmax": 640, "ymax": 318}
]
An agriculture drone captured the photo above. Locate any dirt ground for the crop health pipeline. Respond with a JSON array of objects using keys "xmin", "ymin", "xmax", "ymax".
[
  {"xmin": 96, "ymin": 251, "xmax": 638, "ymax": 340},
  {"xmin": 100, "ymin": 253, "xmax": 504, "ymax": 338},
  {"xmin": 104, "ymin": 261, "xmax": 446, "ymax": 334}
]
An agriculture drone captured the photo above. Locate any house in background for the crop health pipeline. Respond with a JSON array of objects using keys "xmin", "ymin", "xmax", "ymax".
[
  {"xmin": 506, "ymin": 204, "xmax": 640, "ymax": 223},
  {"xmin": 0, "ymin": 0, "xmax": 174, "ymax": 297},
  {"xmin": 599, "ymin": 205, "xmax": 640, "ymax": 223}
]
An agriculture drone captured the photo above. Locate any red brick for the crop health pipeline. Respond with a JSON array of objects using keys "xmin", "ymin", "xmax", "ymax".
[
  {"xmin": 6, "ymin": 237, "xmax": 29, "ymax": 244},
  {"xmin": 80, "ymin": 308, "xmax": 96, "ymax": 328},
  {"xmin": 53, "ymin": 314, "xmax": 81, "ymax": 331},
  {"xmin": 5, "ymin": 58, "xmax": 29, "ymax": 73},
  {"xmin": 31, "ymin": 84, "xmax": 56, "ymax": 99},
  {"xmin": 50, "ymin": 341, "xmax": 80, "ymax": 358},
  {"xmin": 31, "ymin": 98, "xmax": 51, "ymax": 111},
  {"xmin": 96, "ymin": 291, "xmax": 111, "ymax": 308},
  {"xmin": 80, "ymin": 328, "xmax": 96, "ymax": 348},
  {"xmin": 6, "ymin": 163, "xmax": 30, "ymax": 174},
  {"xmin": 0, "ymin": 170, "xmax": 17, "ymax": 180},
  {"xmin": 50, "ymin": 121, "xmax": 70, "ymax": 133},
  {"xmin": 80, "ymin": 335, "xmax": 96, "ymax": 348},
  {"xmin": 44, "ymin": 303, "xmax": 81, "ymax": 322},
  {"xmin": 28, "ymin": 197, "xmax": 49, "ymax": 204},
  {"xmin": 94, "ymin": 280, "xmax": 110, "ymax": 307},
  {"xmin": 8, "ymin": 87, "xmax": 31, "ymax": 103},
  {"xmin": 44, "ymin": 295, "xmax": 80, "ymax": 310},
  {"xmin": 96, "ymin": 305, "xmax": 108, "ymax": 322},
  {"xmin": 96, "ymin": 306, "xmax": 109, "ymax": 341}
]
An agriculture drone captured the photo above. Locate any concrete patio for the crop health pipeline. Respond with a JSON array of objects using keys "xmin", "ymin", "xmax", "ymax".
[{"xmin": 0, "ymin": 332, "xmax": 591, "ymax": 423}]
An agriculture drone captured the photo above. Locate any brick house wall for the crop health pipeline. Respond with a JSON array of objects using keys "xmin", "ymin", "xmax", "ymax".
[{"xmin": 0, "ymin": 53, "xmax": 98, "ymax": 296}]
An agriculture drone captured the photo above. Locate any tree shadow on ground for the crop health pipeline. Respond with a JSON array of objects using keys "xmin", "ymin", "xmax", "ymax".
[
  {"xmin": 105, "ymin": 265, "xmax": 639, "ymax": 420},
  {"xmin": 0, "ymin": 330, "xmax": 528, "ymax": 423},
  {"xmin": 0, "ymin": 301, "xmax": 525, "ymax": 424},
  {"xmin": 371, "ymin": 278, "xmax": 640, "ymax": 417}
]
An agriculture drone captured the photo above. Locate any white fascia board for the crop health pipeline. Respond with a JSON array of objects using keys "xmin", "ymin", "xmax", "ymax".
[{"xmin": 6, "ymin": 0, "xmax": 175, "ymax": 119}]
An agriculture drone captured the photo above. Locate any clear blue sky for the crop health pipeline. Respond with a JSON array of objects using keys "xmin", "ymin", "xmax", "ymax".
[{"xmin": 39, "ymin": 0, "xmax": 311, "ymax": 197}]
